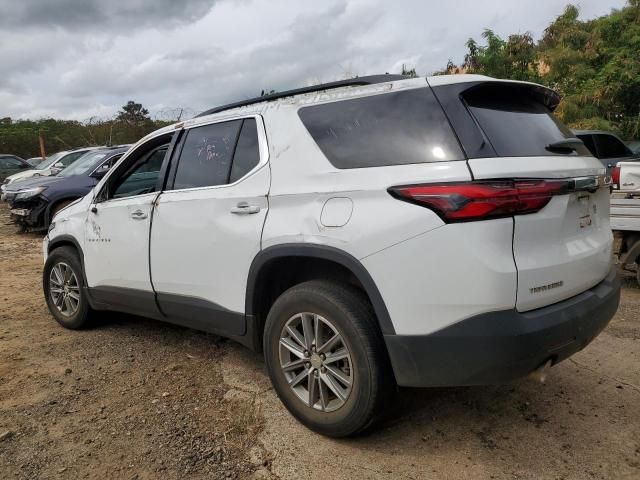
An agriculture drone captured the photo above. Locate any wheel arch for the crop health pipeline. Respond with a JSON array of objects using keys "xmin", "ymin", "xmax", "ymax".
[
  {"xmin": 47, "ymin": 234, "xmax": 97, "ymax": 309},
  {"xmin": 246, "ymin": 244, "xmax": 396, "ymax": 340},
  {"xmin": 45, "ymin": 196, "xmax": 81, "ymax": 227}
]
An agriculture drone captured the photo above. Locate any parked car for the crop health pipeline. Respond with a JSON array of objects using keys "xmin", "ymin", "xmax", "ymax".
[
  {"xmin": 1, "ymin": 147, "xmax": 101, "ymax": 192},
  {"xmin": 0, "ymin": 155, "xmax": 31, "ymax": 183},
  {"xmin": 611, "ymin": 191, "xmax": 640, "ymax": 287},
  {"xmin": 27, "ymin": 157, "xmax": 44, "ymax": 167},
  {"xmin": 43, "ymin": 74, "xmax": 620, "ymax": 437},
  {"xmin": 8, "ymin": 146, "xmax": 129, "ymax": 230},
  {"xmin": 574, "ymin": 130, "xmax": 638, "ymax": 171}
]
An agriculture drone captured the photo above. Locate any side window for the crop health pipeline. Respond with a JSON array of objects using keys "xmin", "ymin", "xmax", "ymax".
[
  {"xmin": 0, "ymin": 157, "xmax": 24, "ymax": 168},
  {"xmin": 299, "ymin": 88, "xmax": 464, "ymax": 168},
  {"xmin": 229, "ymin": 119, "xmax": 260, "ymax": 183},
  {"xmin": 173, "ymin": 120, "xmax": 242, "ymax": 189},
  {"xmin": 107, "ymin": 154, "xmax": 123, "ymax": 168},
  {"xmin": 111, "ymin": 147, "xmax": 168, "ymax": 199},
  {"xmin": 594, "ymin": 134, "xmax": 630, "ymax": 158}
]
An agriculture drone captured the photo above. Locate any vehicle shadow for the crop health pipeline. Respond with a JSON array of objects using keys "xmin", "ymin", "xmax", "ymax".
[{"xmin": 88, "ymin": 311, "xmax": 636, "ymax": 479}]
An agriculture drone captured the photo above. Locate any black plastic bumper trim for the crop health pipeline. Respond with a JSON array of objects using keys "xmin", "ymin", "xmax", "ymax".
[{"xmin": 384, "ymin": 268, "xmax": 621, "ymax": 387}]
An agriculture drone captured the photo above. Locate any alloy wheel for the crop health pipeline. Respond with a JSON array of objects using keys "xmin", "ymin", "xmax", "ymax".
[
  {"xmin": 49, "ymin": 262, "xmax": 80, "ymax": 317},
  {"xmin": 279, "ymin": 312, "xmax": 353, "ymax": 412}
]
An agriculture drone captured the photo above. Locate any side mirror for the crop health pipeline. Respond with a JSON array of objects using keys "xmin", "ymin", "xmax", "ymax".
[
  {"xmin": 50, "ymin": 162, "xmax": 64, "ymax": 175},
  {"xmin": 91, "ymin": 164, "xmax": 111, "ymax": 179}
]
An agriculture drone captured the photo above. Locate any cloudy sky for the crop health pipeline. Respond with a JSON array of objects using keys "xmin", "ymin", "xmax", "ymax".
[{"xmin": 0, "ymin": 0, "xmax": 627, "ymax": 121}]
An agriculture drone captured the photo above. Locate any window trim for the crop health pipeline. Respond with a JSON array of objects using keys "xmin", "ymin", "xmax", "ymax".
[{"xmin": 166, "ymin": 114, "xmax": 269, "ymax": 193}]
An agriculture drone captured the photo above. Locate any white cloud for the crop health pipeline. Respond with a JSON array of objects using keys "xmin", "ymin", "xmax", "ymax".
[{"xmin": 0, "ymin": 0, "xmax": 627, "ymax": 120}]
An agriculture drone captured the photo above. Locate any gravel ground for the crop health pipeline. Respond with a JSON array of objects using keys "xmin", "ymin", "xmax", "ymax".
[{"xmin": 0, "ymin": 203, "xmax": 639, "ymax": 479}]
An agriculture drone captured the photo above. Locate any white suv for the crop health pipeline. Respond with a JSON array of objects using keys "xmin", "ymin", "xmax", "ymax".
[{"xmin": 42, "ymin": 74, "xmax": 620, "ymax": 437}]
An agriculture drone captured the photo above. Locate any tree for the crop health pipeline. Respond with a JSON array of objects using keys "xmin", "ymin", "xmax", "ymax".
[
  {"xmin": 116, "ymin": 101, "xmax": 150, "ymax": 125},
  {"xmin": 448, "ymin": 1, "xmax": 640, "ymax": 139},
  {"xmin": 401, "ymin": 64, "xmax": 418, "ymax": 78}
]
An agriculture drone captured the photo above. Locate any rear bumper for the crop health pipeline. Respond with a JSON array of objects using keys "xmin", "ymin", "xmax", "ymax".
[{"xmin": 384, "ymin": 267, "xmax": 620, "ymax": 387}]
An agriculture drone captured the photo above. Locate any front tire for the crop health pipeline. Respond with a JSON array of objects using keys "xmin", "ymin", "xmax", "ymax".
[
  {"xmin": 263, "ymin": 280, "xmax": 394, "ymax": 437},
  {"xmin": 43, "ymin": 246, "xmax": 92, "ymax": 329}
]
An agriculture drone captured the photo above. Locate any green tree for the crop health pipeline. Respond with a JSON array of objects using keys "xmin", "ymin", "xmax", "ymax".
[
  {"xmin": 450, "ymin": 1, "xmax": 640, "ymax": 139},
  {"xmin": 116, "ymin": 101, "xmax": 151, "ymax": 125},
  {"xmin": 401, "ymin": 64, "xmax": 418, "ymax": 78}
]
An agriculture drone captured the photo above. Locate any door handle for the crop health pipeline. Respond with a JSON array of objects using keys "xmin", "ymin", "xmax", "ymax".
[
  {"xmin": 130, "ymin": 209, "xmax": 148, "ymax": 220},
  {"xmin": 230, "ymin": 202, "xmax": 261, "ymax": 215}
]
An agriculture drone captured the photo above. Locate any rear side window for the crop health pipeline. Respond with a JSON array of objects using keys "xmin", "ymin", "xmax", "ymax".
[
  {"xmin": 464, "ymin": 85, "xmax": 591, "ymax": 157},
  {"xmin": 298, "ymin": 88, "xmax": 464, "ymax": 169},
  {"xmin": 594, "ymin": 134, "xmax": 630, "ymax": 158},
  {"xmin": 229, "ymin": 118, "xmax": 260, "ymax": 183},
  {"xmin": 173, "ymin": 120, "xmax": 242, "ymax": 189}
]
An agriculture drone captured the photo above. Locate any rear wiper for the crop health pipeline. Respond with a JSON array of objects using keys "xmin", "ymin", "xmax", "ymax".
[{"xmin": 546, "ymin": 138, "xmax": 585, "ymax": 153}]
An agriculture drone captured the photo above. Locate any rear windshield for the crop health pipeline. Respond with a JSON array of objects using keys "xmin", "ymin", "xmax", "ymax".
[
  {"xmin": 464, "ymin": 84, "xmax": 591, "ymax": 157},
  {"xmin": 298, "ymin": 88, "xmax": 464, "ymax": 169}
]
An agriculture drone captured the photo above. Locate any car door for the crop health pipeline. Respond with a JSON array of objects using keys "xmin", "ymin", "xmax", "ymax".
[
  {"xmin": 0, "ymin": 157, "xmax": 30, "ymax": 182},
  {"xmin": 83, "ymin": 133, "xmax": 174, "ymax": 317},
  {"xmin": 149, "ymin": 116, "xmax": 270, "ymax": 335}
]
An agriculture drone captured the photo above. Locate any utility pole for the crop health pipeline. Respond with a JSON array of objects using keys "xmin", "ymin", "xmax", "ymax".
[{"xmin": 39, "ymin": 131, "xmax": 47, "ymax": 159}]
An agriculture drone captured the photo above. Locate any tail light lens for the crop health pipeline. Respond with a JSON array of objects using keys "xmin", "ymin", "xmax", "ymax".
[
  {"xmin": 611, "ymin": 166, "xmax": 620, "ymax": 188},
  {"xmin": 389, "ymin": 180, "xmax": 568, "ymax": 223}
]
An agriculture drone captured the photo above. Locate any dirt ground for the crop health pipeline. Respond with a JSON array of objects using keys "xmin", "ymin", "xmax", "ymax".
[{"xmin": 1, "ymin": 203, "xmax": 639, "ymax": 480}]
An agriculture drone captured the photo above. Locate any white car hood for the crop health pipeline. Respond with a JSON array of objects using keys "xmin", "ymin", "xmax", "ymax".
[{"xmin": 5, "ymin": 168, "xmax": 52, "ymax": 183}]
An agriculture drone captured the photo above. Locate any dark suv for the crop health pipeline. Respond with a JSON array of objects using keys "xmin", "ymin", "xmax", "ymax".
[{"xmin": 8, "ymin": 147, "xmax": 129, "ymax": 230}]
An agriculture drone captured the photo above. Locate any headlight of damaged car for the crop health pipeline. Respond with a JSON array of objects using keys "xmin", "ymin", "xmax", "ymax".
[{"xmin": 14, "ymin": 186, "xmax": 46, "ymax": 201}]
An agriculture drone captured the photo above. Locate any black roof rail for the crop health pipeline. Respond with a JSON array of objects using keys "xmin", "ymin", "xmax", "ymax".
[{"xmin": 196, "ymin": 74, "xmax": 409, "ymax": 118}]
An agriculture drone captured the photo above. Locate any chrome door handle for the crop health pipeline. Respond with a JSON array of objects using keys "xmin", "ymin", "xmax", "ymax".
[
  {"xmin": 230, "ymin": 202, "xmax": 261, "ymax": 215},
  {"xmin": 130, "ymin": 209, "xmax": 147, "ymax": 220}
]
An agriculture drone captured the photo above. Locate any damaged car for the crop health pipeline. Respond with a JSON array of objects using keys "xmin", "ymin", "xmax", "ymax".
[{"xmin": 8, "ymin": 146, "xmax": 129, "ymax": 230}]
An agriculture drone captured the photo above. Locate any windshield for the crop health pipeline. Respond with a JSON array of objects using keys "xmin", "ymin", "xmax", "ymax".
[
  {"xmin": 36, "ymin": 152, "xmax": 65, "ymax": 170},
  {"xmin": 59, "ymin": 151, "xmax": 109, "ymax": 177}
]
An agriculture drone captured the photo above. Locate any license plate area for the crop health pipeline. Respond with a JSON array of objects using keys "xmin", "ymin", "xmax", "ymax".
[
  {"xmin": 10, "ymin": 208, "xmax": 30, "ymax": 217},
  {"xmin": 576, "ymin": 193, "xmax": 593, "ymax": 230}
]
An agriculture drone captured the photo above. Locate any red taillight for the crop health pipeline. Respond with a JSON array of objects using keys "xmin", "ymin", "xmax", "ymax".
[
  {"xmin": 612, "ymin": 166, "xmax": 621, "ymax": 188},
  {"xmin": 389, "ymin": 180, "xmax": 568, "ymax": 222}
]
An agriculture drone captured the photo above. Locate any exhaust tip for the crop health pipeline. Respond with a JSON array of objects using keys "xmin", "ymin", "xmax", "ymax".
[{"xmin": 529, "ymin": 359, "xmax": 553, "ymax": 383}]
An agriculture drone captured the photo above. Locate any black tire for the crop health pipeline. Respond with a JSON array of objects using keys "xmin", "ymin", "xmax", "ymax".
[
  {"xmin": 43, "ymin": 246, "xmax": 92, "ymax": 329},
  {"xmin": 263, "ymin": 280, "xmax": 395, "ymax": 437}
]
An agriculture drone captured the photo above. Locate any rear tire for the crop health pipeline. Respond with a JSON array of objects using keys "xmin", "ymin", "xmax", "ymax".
[
  {"xmin": 263, "ymin": 280, "xmax": 395, "ymax": 437},
  {"xmin": 43, "ymin": 246, "xmax": 92, "ymax": 329}
]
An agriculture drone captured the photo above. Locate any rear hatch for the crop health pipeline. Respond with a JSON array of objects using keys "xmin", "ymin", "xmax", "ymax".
[{"xmin": 432, "ymin": 80, "xmax": 613, "ymax": 311}]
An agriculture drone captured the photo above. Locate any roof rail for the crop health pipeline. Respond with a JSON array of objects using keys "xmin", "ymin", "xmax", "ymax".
[{"xmin": 196, "ymin": 74, "xmax": 409, "ymax": 118}]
